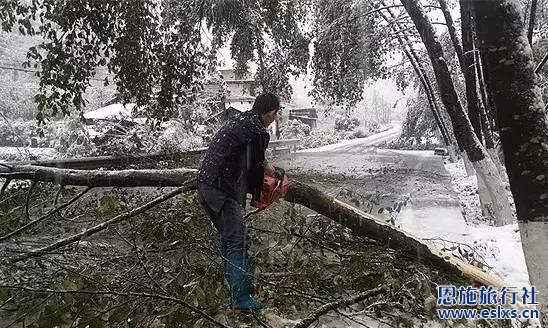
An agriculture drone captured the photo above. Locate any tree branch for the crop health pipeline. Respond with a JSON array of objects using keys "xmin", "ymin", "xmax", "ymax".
[
  {"xmin": 9, "ymin": 180, "xmax": 195, "ymax": 263},
  {"xmin": 527, "ymin": 0, "xmax": 538, "ymax": 46},
  {"xmin": 0, "ymin": 165, "xmax": 197, "ymax": 187},
  {"xmin": 535, "ymin": 51, "xmax": 548, "ymax": 73},
  {"xmin": 0, "ymin": 178, "xmax": 11, "ymax": 200},
  {"xmin": 0, "ymin": 285, "xmax": 232, "ymax": 328},
  {"xmin": 1, "ymin": 165, "xmax": 505, "ymax": 287},
  {"xmin": 24, "ymin": 180, "xmax": 37, "ymax": 222},
  {"xmin": 293, "ymin": 286, "xmax": 386, "ymax": 328},
  {"xmin": 0, "ymin": 187, "xmax": 92, "ymax": 242}
]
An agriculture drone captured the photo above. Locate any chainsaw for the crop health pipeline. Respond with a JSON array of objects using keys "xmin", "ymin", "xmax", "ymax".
[{"xmin": 250, "ymin": 163, "xmax": 293, "ymax": 210}]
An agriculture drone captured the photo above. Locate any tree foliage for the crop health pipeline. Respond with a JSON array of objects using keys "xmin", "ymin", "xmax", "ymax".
[
  {"xmin": 310, "ymin": 0, "xmax": 390, "ymax": 109},
  {"xmin": 0, "ymin": 0, "xmax": 312, "ymax": 124}
]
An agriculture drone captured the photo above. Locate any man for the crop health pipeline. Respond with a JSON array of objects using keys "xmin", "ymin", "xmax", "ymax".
[{"xmin": 197, "ymin": 93, "xmax": 280, "ymax": 311}]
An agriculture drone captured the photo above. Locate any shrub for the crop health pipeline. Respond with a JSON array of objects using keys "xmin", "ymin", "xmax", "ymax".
[
  {"xmin": 280, "ymin": 119, "xmax": 311, "ymax": 139},
  {"xmin": 43, "ymin": 116, "xmax": 94, "ymax": 157},
  {"xmin": 300, "ymin": 129, "xmax": 339, "ymax": 149},
  {"xmin": 0, "ymin": 119, "xmax": 36, "ymax": 147},
  {"xmin": 334, "ymin": 115, "xmax": 360, "ymax": 132},
  {"xmin": 155, "ymin": 120, "xmax": 204, "ymax": 153}
]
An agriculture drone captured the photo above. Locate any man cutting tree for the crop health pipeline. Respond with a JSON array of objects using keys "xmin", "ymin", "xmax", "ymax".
[{"xmin": 197, "ymin": 93, "xmax": 290, "ymax": 311}]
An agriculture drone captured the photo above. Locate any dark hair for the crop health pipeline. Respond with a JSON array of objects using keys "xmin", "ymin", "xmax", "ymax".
[{"xmin": 252, "ymin": 93, "xmax": 280, "ymax": 114}]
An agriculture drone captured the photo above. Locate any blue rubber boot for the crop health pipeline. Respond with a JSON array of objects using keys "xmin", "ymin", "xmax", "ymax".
[{"xmin": 225, "ymin": 258, "xmax": 263, "ymax": 311}]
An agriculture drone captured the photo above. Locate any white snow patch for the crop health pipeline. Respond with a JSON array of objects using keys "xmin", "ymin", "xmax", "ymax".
[
  {"xmin": 83, "ymin": 103, "xmax": 136, "ymax": 120},
  {"xmin": 444, "ymin": 160, "xmax": 484, "ymax": 225},
  {"xmin": 378, "ymin": 149, "xmax": 436, "ymax": 157},
  {"xmin": 298, "ymin": 124, "xmax": 402, "ymax": 153},
  {"xmin": 400, "ymin": 158, "xmax": 530, "ymax": 286},
  {"xmin": 396, "ymin": 158, "xmax": 536, "ymax": 326},
  {"xmin": 0, "ymin": 146, "xmax": 58, "ymax": 161}
]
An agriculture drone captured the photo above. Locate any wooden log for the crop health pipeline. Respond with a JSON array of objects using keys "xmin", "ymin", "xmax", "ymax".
[
  {"xmin": 0, "ymin": 165, "xmax": 503, "ymax": 287},
  {"xmin": 0, "ymin": 165, "xmax": 197, "ymax": 187}
]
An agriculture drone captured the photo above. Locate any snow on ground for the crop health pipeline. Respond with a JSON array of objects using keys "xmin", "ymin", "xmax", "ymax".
[
  {"xmin": 0, "ymin": 146, "xmax": 57, "ymax": 161},
  {"xmin": 444, "ymin": 160, "xmax": 484, "ymax": 225},
  {"xmin": 83, "ymin": 103, "xmax": 136, "ymax": 120},
  {"xmin": 298, "ymin": 123, "xmax": 402, "ymax": 153},
  {"xmin": 400, "ymin": 158, "xmax": 530, "ymax": 288}
]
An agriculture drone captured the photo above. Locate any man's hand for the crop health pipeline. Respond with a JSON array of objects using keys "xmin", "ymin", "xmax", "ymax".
[{"xmin": 265, "ymin": 163, "xmax": 285, "ymax": 181}]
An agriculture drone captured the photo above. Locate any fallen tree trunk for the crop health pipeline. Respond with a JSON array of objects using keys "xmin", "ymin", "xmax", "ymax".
[
  {"xmin": 0, "ymin": 165, "xmax": 197, "ymax": 187},
  {"xmin": 0, "ymin": 165, "xmax": 503, "ymax": 287}
]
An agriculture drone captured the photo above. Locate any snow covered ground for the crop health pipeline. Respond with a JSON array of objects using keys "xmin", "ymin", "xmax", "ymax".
[
  {"xmin": 399, "ymin": 158, "xmax": 537, "ymax": 327},
  {"xmin": 0, "ymin": 146, "xmax": 57, "ymax": 161},
  {"xmin": 298, "ymin": 123, "xmax": 402, "ymax": 153}
]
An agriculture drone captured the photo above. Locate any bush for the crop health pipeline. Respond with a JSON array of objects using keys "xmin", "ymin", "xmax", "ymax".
[
  {"xmin": 365, "ymin": 121, "xmax": 380, "ymax": 134},
  {"xmin": 0, "ymin": 119, "xmax": 36, "ymax": 147},
  {"xmin": 300, "ymin": 129, "xmax": 340, "ymax": 149},
  {"xmin": 44, "ymin": 116, "xmax": 94, "ymax": 157},
  {"xmin": 351, "ymin": 127, "xmax": 368, "ymax": 139},
  {"xmin": 280, "ymin": 119, "xmax": 311, "ymax": 139},
  {"xmin": 334, "ymin": 115, "xmax": 360, "ymax": 132},
  {"xmin": 155, "ymin": 120, "xmax": 204, "ymax": 153}
]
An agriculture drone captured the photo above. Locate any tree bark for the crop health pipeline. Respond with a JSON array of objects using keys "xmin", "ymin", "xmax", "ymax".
[
  {"xmin": 474, "ymin": 36, "xmax": 497, "ymax": 137},
  {"xmin": 474, "ymin": 1, "xmax": 548, "ymax": 325},
  {"xmin": 460, "ymin": 0, "xmax": 483, "ymax": 142},
  {"xmin": 438, "ymin": 0, "xmax": 465, "ymax": 71},
  {"xmin": 0, "ymin": 166, "xmax": 197, "ymax": 187},
  {"xmin": 379, "ymin": 9, "xmax": 452, "ymax": 147},
  {"xmin": 0, "ymin": 165, "xmax": 504, "ymax": 288},
  {"xmin": 401, "ymin": 0, "xmax": 513, "ymax": 226},
  {"xmin": 527, "ymin": 0, "xmax": 538, "ymax": 46},
  {"xmin": 478, "ymin": 50, "xmax": 499, "ymax": 131},
  {"xmin": 461, "ymin": 0, "xmax": 503, "ymax": 218}
]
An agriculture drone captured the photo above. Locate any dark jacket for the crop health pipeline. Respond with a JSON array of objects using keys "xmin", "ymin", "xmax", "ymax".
[{"xmin": 198, "ymin": 110, "xmax": 270, "ymax": 205}]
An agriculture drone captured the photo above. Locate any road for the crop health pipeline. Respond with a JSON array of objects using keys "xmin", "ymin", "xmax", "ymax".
[
  {"xmin": 276, "ymin": 124, "xmax": 528, "ymax": 291},
  {"xmin": 299, "ymin": 123, "xmax": 402, "ymax": 153}
]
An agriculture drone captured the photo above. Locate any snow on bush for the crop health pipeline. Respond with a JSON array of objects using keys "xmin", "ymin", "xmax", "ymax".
[
  {"xmin": 280, "ymin": 119, "xmax": 311, "ymax": 139},
  {"xmin": 44, "ymin": 116, "xmax": 95, "ymax": 157},
  {"xmin": 155, "ymin": 120, "xmax": 203, "ymax": 153},
  {"xmin": 0, "ymin": 119, "xmax": 37, "ymax": 147},
  {"xmin": 334, "ymin": 115, "xmax": 360, "ymax": 132},
  {"xmin": 299, "ymin": 129, "xmax": 340, "ymax": 149}
]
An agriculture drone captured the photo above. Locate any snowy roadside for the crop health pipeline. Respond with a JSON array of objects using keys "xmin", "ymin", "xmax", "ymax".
[
  {"xmin": 441, "ymin": 159, "xmax": 529, "ymax": 288},
  {"xmin": 297, "ymin": 123, "xmax": 402, "ymax": 153},
  {"xmin": 0, "ymin": 146, "xmax": 58, "ymax": 162}
]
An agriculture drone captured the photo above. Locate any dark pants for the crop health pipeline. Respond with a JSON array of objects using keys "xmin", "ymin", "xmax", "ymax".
[{"xmin": 197, "ymin": 183, "xmax": 248, "ymax": 260}]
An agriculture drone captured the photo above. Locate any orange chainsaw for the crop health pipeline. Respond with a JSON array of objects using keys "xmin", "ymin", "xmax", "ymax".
[{"xmin": 251, "ymin": 164, "xmax": 293, "ymax": 210}]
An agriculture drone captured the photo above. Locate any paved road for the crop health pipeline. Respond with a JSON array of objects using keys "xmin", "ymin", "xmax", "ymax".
[{"xmin": 276, "ymin": 126, "xmax": 465, "ymax": 240}]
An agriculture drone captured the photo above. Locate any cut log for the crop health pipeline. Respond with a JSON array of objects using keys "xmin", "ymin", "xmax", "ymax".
[
  {"xmin": 284, "ymin": 182, "xmax": 503, "ymax": 287},
  {"xmin": 0, "ymin": 165, "xmax": 503, "ymax": 287}
]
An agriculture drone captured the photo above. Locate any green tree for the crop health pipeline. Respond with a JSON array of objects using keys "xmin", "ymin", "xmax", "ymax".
[{"xmin": 0, "ymin": 0, "xmax": 311, "ymax": 124}]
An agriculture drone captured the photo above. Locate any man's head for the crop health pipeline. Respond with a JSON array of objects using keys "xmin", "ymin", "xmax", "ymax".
[{"xmin": 252, "ymin": 93, "xmax": 280, "ymax": 127}]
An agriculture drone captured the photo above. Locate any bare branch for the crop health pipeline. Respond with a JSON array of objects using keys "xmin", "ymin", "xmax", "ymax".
[
  {"xmin": 25, "ymin": 180, "xmax": 37, "ymax": 222},
  {"xmin": 0, "ymin": 187, "xmax": 92, "ymax": 242},
  {"xmin": 0, "ymin": 165, "xmax": 197, "ymax": 187},
  {"xmin": 527, "ymin": 0, "xmax": 538, "ymax": 45},
  {"xmin": 9, "ymin": 180, "xmax": 195, "ymax": 263},
  {"xmin": 293, "ymin": 286, "xmax": 386, "ymax": 328},
  {"xmin": 0, "ymin": 178, "xmax": 11, "ymax": 200},
  {"xmin": 0, "ymin": 285, "xmax": 232, "ymax": 328},
  {"xmin": 535, "ymin": 52, "xmax": 548, "ymax": 73}
]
